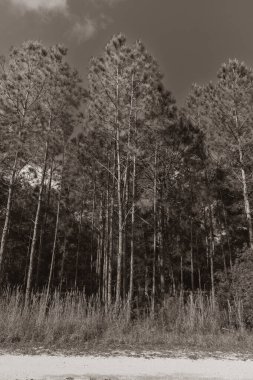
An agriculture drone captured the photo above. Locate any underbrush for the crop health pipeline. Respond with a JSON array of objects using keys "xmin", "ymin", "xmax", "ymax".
[{"xmin": 0, "ymin": 288, "xmax": 251, "ymax": 353}]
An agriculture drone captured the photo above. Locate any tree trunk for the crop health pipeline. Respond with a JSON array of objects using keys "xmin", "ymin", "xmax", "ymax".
[
  {"xmin": 122, "ymin": 173, "xmax": 129, "ymax": 301},
  {"xmin": 239, "ymin": 152, "xmax": 253, "ymax": 249},
  {"xmin": 25, "ymin": 141, "xmax": 49, "ymax": 305},
  {"xmin": 210, "ymin": 236, "xmax": 215, "ymax": 303},
  {"xmin": 35, "ymin": 159, "xmax": 54, "ymax": 288},
  {"xmin": 103, "ymin": 179, "xmax": 110, "ymax": 305},
  {"xmin": 128, "ymin": 154, "xmax": 136, "ymax": 316},
  {"xmin": 108, "ymin": 152, "xmax": 116, "ymax": 306},
  {"xmin": 23, "ymin": 227, "xmax": 32, "ymax": 287},
  {"xmin": 179, "ymin": 240, "xmax": 183, "ymax": 292},
  {"xmin": 203, "ymin": 206, "xmax": 210, "ymax": 268},
  {"xmin": 107, "ymin": 196, "xmax": 114, "ymax": 306},
  {"xmin": 0, "ymin": 152, "xmax": 18, "ymax": 278},
  {"xmin": 59, "ymin": 233, "xmax": 67, "ymax": 292},
  {"xmin": 235, "ymin": 113, "xmax": 253, "ymax": 249},
  {"xmin": 151, "ymin": 147, "xmax": 157, "ymax": 318},
  {"xmin": 198, "ymin": 267, "xmax": 202, "ymax": 291},
  {"xmin": 221, "ymin": 240, "xmax": 227, "ymax": 277},
  {"xmin": 189, "ymin": 172, "xmax": 194, "ymax": 291},
  {"xmin": 222, "ymin": 203, "xmax": 233, "ymax": 271},
  {"xmin": 122, "ymin": 227, "xmax": 127, "ymax": 301},
  {"xmin": 208, "ymin": 205, "xmax": 215, "ymax": 303},
  {"xmin": 96, "ymin": 197, "xmax": 104, "ymax": 299},
  {"xmin": 159, "ymin": 204, "xmax": 165, "ymax": 301},
  {"xmin": 46, "ymin": 145, "xmax": 64, "ymax": 300},
  {"xmin": 75, "ymin": 200, "xmax": 84, "ymax": 289},
  {"xmin": 144, "ymin": 229, "xmax": 149, "ymax": 298},
  {"xmin": 90, "ymin": 180, "xmax": 96, "ymax": 274},
  {"xmin": 103, "ymin": 249, "xmax": 108, "ymax": 305},
  {"xmin": 96, "ymin": 234, "xmax": 102, "ymax": 296},
  {"xmin": 115, "ymin": 65, "xmax": 123, "ymax": 306},
  {"xmin": 46, "ymin": 197, "xmax": 60, "ymax": 303},
  {"xmin": 190, "ymin": 217, "xmax": 194, "ymax": 291},
  {"xmin": 171, "ymin": 266, "xmax": 176, "ymax": 296}
]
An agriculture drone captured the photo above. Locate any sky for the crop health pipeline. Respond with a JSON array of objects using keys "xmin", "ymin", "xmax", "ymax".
[{"xmin": 0, "ymin": 0, "xmax": 253, "ymax": 104}]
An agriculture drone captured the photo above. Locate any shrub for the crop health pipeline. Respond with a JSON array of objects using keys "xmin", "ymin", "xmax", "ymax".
[{"xmin": 230, "ymin": 247, "xmax": 253, "ymax": 327}]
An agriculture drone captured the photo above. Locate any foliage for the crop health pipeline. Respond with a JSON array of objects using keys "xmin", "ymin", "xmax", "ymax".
[{"xmin": 0, "ymin": 37, "xmax": 253, "ymax": 342}]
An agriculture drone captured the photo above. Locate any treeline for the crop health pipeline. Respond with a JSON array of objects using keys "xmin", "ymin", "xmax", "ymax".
[{"xmin": 0, "ymin": 35, "xmax": 253, "ymax": 315}]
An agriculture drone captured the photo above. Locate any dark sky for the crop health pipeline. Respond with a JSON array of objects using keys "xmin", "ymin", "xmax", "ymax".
[{"xmin": 1, "ymin": 0, "xmax": 253, "ymax": 104}]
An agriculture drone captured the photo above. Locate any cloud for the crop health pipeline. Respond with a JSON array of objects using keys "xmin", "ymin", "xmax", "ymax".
[
  {"xmin": 87, "ymin": 0, "xmax": 126, "ymax": 9},
  {"xmin": 103, "ymin": 0, "xmax": 125, "ymax": 5},
  {"xmin": 71, "ymin": 17, "xmax": 97, "ymax": 43},
  {"xmin": 9, "ymin": 0, "xmax": 68, "ymax": 13},
  {"xmin": 71, "ymin": 14, "xmax": 111, "ymax": 43}
]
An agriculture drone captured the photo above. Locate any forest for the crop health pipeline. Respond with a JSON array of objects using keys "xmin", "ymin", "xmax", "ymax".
[{"xmin": 0, "ymin": 35, "xmax": 253, "ymax": 349}]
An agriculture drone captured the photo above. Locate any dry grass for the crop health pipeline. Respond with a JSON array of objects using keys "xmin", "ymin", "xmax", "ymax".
[{"xmin": 0, "ymin": 288, "xmax": 251, "ymax": 353}]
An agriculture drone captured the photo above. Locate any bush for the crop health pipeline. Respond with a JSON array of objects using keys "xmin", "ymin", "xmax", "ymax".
[{"xmin": 230, "ymin": 247, "xmax": 253, "ymax": 327}]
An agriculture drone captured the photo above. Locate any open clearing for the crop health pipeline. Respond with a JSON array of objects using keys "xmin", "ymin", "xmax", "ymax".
[{"xmin": 1, "ymin": 353, "xmax": 253, "ymax": 380}]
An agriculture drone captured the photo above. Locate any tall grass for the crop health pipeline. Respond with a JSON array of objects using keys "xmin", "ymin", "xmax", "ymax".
[{"xmin": 0, "ymin": 288, "xmax": 248, "ymax": 351}]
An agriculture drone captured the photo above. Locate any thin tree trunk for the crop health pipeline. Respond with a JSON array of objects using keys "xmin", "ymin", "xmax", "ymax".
[
  {"xmin": 115, "ymin": 65, "xmax": 123, "ymax": 306},
  {"xmin": 107, "ymin": 195, "xmax": 114, "ymax": 306},
  {"xmin": 128, "ymin": 154, "xmax": 136, "ymax": 316},
  {"xmin": 35, "ymin": 227, "xmax": 44, "ymax": 288},
  {"xmin": 96, "ymin": 234, "xmax": 101, "ymax": 295},
  {"xmin": 198, "ymin": 268, "xmax": 202, "ymax": 291},
  {"xmin": 103, "ymin": 249, "xmax": 108, "ymax": 305},
  {"xmin": 204, "ymin": 168, "xmax": 215, "ymax": 302},
  {"xmin": 205, "ymin": 168, "xmax": 215, "ymax": 302},
  {"xmin": 122, "ymin": 229, "xmax": 126, "ymax": 301},
  {"xmin": 235, "ymin": 113, "xmax": 253, "ymax": 249},
  {"xmin": 103, "ymin": 177, "xmax": 110, "ymax": 305},
  {"xmin": 108, "ymin": 151, "xmax": 116, "ymax": 306},
  {"xmin": 203, "ymin": 206, "xmax": 210, "ymax": 268},
  {"xmin": 159, "ymin": 203, "xmax": 165, "ymax": 301},
  {"xmin": 96, "ymin": 197, "xmax": 104, "ymax": 299},
  {"xmin": 122, "ymin": 179, "xmax": 129, "ymax": 301},
  {"xmin": 210, "ymin": 236, "xmax": 215, "ymax": 303},
  {"xmin": 46, "ymin": 197, "xmax": 60, "ymax": 303},
  {"xmin": 222, "ymin": 202, "xmax": 233, "ymax": 271},
  {"xmin": 208, "ymin": 205, "xmax": 215, "ymax": 303},
  {"xmin": 75, "ymin": 200, "xmax": 84, "ymax": 289},
  {"xmin": 23, "ymin": 227, "xmax": 32, "ymax": 287},
  {"xmin": 59, "ymin": 233, "xmax": 67, "ymax": 292},
  {"xmin": 45, "ymin": 145, "xmax": 64, "ymax": 300},
  {"xmin": 189, "ymin": 171, "xmax": 194, "ymax": 291},
  {"xmin": 35, "ymin": 159, "xmax": 54, "ymax": 288},
  {"xmin": 179, "ymin": 239, "xmax": 183, "ymax": 292},
  {"xmin": 0, "ymin": 152, "xmax": 18, "ymax": 278},
  {"xmin": 100, "ymin": 198, "xmax": 106, "ymax": 300},
  {"xmin": 239, "ymin": 149, "xmax": 253, "ymax": 249},
  {"xmin": 25, "ymin": 141, "xmax": 49, "ymax": 305},
  {"xmin": 221, "ymin": 239, "xmax": 227, "ymax": 277},
  {"xmin": 90, "ymin": 180, "xmax": 96, "ymax": 273},
  {"xmin": 144, "ymin": 229, "xmax": 149, "ymax": 298},
  {"xmin": 190, "ymin": 217, "xmax": 194, "ymax": 291},
  {"xmin": 171, "ymin": 266, "xmax": 176, "ymax": 296},
  {"xmin": 151, "ymin": 147, "xmax": 157, "ymax": 318}
]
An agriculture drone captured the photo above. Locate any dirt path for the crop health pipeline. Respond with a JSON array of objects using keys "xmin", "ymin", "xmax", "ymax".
[{"xmin": 0, "ymin": 353, "xmax": 253, "ymax": 379}]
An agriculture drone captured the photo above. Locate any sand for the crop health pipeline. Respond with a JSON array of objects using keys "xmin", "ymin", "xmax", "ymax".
[{"xmin": 1, "ymin": 353, "xmax": 253, "ymax": 379}]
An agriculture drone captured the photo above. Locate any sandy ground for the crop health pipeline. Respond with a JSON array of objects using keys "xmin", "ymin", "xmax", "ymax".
[{"xmin": 1, "ymin": 353, "xmax": 253, "ymax": 380}]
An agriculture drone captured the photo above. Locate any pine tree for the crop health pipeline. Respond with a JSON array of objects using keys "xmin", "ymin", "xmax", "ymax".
[
  {"xmin": 186, "ymin": 60, "xmax": 253, "ymax": 250},
  {"xmin": 0, "ymin": 41, "xmax": 54, "ymax": 280},
  {"xmin": 25, "ymin": 43, "xmax": 84, "ymax": 303}
]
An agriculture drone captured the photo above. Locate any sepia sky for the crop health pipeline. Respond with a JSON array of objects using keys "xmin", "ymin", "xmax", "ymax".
[{"xmin": 0, "ymin": 0, "xmax": 253, "ymax": 103}]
